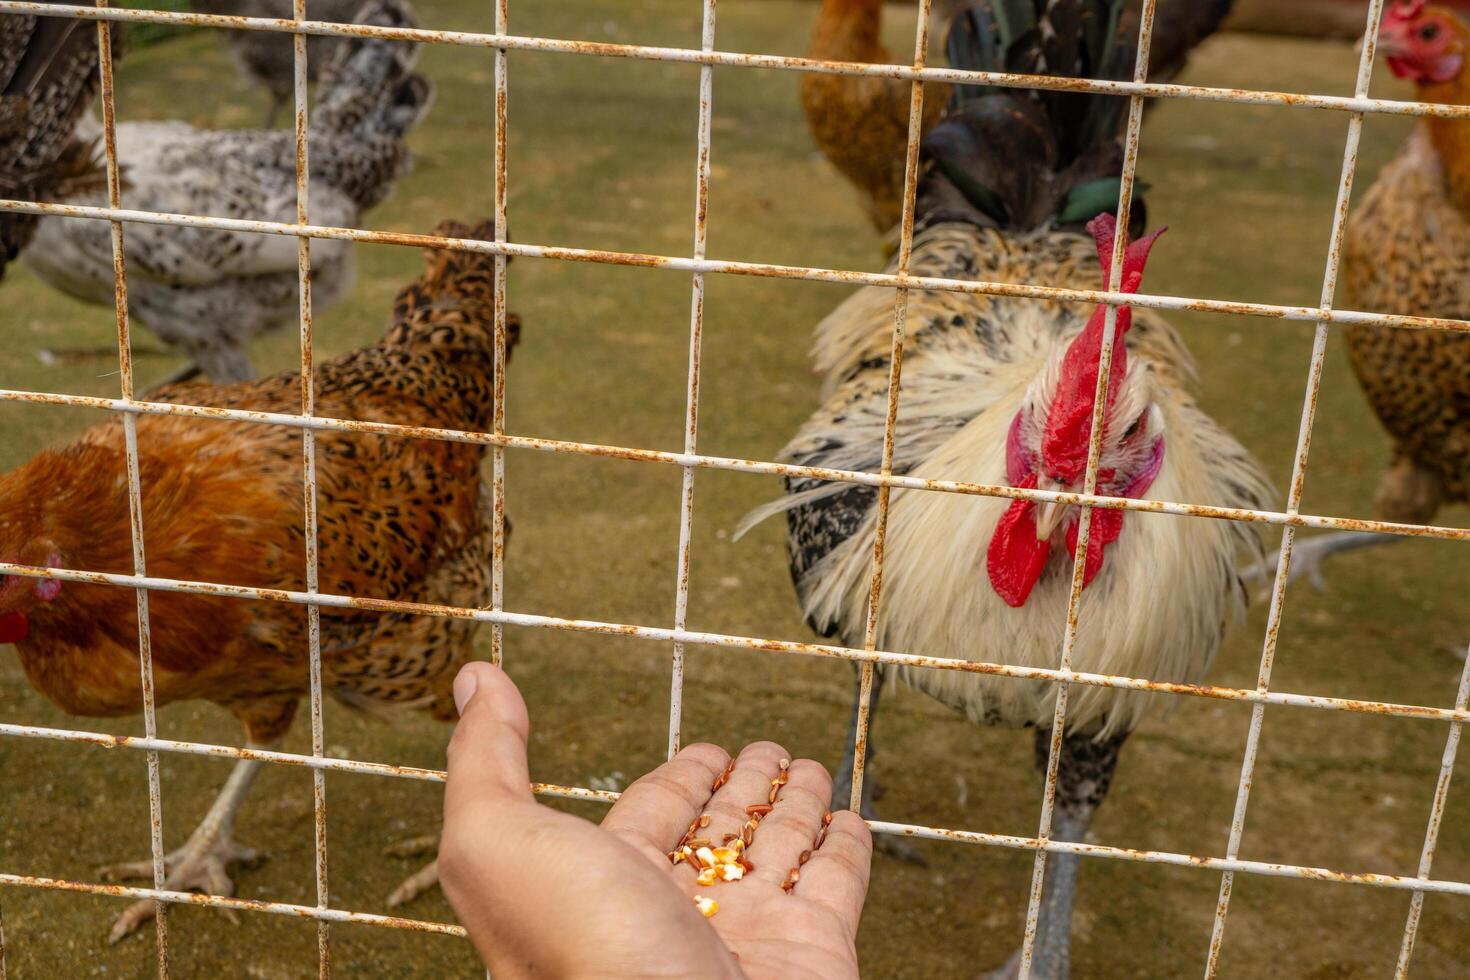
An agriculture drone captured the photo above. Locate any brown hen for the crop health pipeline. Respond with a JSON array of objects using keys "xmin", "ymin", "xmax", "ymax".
[
  {"xmin": 0, "ymin": 219, "xmax": 518, "ymax": 939},
  {"xmin": 1260, "ymin": 1, "xmax": 1470, "ymax": 586},
  {"xmin": 801, "ymin": 0, "xmax": 949, "ymax": 235}
]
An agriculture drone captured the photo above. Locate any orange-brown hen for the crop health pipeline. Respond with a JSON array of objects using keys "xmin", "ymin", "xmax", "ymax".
[
  {"xmin": 800, "ymin": 0, "xmax": 1236, "ymax": 239},
  {"xmin": 802, "ymin": 0, "xmax": 950, "ymax": 235},
  {"xmin": 0, "ymin": 219, "xmax": 518, "ymax": 939}
]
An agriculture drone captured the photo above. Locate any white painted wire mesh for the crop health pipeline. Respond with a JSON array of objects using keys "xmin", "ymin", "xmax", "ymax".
[{"xmin": 0, "ymin": 0, "xmax": 1467, "ymax": 977}]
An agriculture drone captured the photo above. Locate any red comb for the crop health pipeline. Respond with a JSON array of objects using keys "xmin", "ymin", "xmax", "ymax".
[
  {"xmin": 1386, "ymin": 0, "xmax": 1428, "ymax": 20},
  {"xmin": 1039, "ymin": 214, "xmax": 1165, "ymax": 485}
]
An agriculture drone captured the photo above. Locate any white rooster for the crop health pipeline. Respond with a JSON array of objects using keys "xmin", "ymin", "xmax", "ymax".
[
  {"xmin": 25, "ymin": 0, "xmax": 430, "ymax": 383},
  {"xmin": 745, "ymin": 1, "xmax": 1273, "ymax": 975}
]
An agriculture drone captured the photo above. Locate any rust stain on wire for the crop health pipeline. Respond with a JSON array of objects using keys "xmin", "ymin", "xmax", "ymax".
[
  {"xmin": 2, "ymin": 198, "xmax": 1468, "ymax": 335},
  {"xmin": 91, "ymin": 0, "xmax": 171, "ymax": 967},
  {"xmin": 6, "ymin": 0, "xmax": 1470, "ymax": 120},
  {"xmin": 2, "ymin": 559, "xmax": 1468, "ymax": 725},
  {"xmin": 1205, "ymin": 3, "xmax": 1389, "ymax": 973},
  {"xmin": 666, "ymin": 0, "xmax": 717, "ymax": 761},
  {"xmin": 0, "ymin": 874, "xmax": 467, "ymax": 935},
  {"xmin": 1, "ymin": 385, "xmax": 1467, "ymax": 543}
]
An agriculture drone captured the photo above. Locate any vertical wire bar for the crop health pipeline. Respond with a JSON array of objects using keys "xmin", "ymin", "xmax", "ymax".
[
  {"xmin": 486, "ymin": 8, "xmax": 510, "ymax": 978},
  {"xmin": 0, "ymin": 899, "xmax": 7, "ymax": 980},
  {"xmin": 1016, "ymin": 5, "xmax": 1155, "ymax": 976},
  {"xmin": 1393, "ymin": 644, "xmax": 1470, "ymax": 976},
  {"xmin": 489, "ymin": 0, "xmax": 509, "ymax": 668},
  {"xmin": 847, "ymin": 0, "xmax": 935, "ymax": 813},
  {"xmin": 289, "ymin": 2, "xmax": 330, "ymax": 972},
  {"xmin": 94, "ymin": 2, "xmax": 169, "ymax": 971},
  {"xmin": 1201, "ymin": 4, "xmax": 1385, "ymax": 974},
  {"xmin": 665, "ymin": 0, "xmax": 717, "ymax": 760}
]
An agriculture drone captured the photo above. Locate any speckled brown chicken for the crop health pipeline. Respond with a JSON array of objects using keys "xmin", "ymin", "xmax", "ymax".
[
  {"xmin": 1, "ymin": 1, "xmax": 108, "ymax": 279},
  {"xmin": 1267, "ymin": 1, "xmax": 1470, "ymax": 584},
  {"xmin": 0, "ymin": 218, "xmax": 518, "ymax": 940}
]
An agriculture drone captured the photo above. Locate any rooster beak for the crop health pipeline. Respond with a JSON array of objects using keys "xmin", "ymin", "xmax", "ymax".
[{"xmin": 1034, "ymin": 478, "xmax": 1068, "ymax": 541}]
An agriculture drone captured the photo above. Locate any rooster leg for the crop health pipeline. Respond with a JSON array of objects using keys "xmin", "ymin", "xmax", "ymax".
[
  {"xmin": 833, "ymin": 665, "xmax": 926, "ymax": 865},
  {"xmin": 100, "ymin": 740, "xmax": 276, "ymax": 943},
  {"xmin": 186, "ymin": 341, "xmax": 257, "ymax": 385},
  {"xmin": 987, "ymin": 730, "xmax": 1126, "ymax": 980},
  {"xmin": 1242, "ymin": 531, "xmax": 1402, "ymax": 592}
]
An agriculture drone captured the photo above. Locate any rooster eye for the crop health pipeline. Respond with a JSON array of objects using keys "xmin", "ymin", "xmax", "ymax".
[{"xmin": 1422, "ymin": 23, "xmax": 1441, "ymax": 40}]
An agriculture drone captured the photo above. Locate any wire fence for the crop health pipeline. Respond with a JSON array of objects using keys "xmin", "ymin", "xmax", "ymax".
[{"xmin": 0, "ymin": 0, "xmax": 1467, "ymax": 976}]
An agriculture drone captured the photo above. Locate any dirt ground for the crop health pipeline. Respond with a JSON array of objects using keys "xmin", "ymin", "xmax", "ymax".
[{"xmin": 2, "ymin": 1, "xmax": 1469, "ymax": 976}]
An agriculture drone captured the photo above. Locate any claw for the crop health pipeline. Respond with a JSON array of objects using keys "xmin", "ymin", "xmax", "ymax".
[
  {"xmin": 386, "ymin": 858, "xmax": 439, "ymax": 908},
  {"xmin": 873, "ymin": 832, "xmax": 928, "ymax": 867},
  {"xmin": 102, "ymin": 838, "xmax": 263, "ymax": 941},
  {"xmin": 384, "ymin": 834, "xmax": 438, "ymax": 859}
]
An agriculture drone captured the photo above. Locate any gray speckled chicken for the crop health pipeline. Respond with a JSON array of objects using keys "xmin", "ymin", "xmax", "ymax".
[
  {"xmin": 24, "ymin": 0, "xmax": 430, "ymax": 383},
  {"xmin": 190, "ymin": 0, "xmax": 364, "ymax": 128}
]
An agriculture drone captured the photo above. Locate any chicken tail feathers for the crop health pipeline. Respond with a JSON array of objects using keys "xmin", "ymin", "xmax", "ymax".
[
  {"xmin": 308, "ymin": 0, "xmax": 433, "ymax": 209},
  {"xmin": 918, "ymin": 0, "xmax": 1144, "ymax": 236},
  {"xmin": 1, "ymin": 3, "xmax": 112, "ymax": 276}
]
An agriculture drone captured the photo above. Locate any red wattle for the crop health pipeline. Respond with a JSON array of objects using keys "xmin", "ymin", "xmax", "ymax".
[
  {"xmin": 987, "ymin": 476, "xmax": 1052, "ymax": 608},
  {"xmin": 1066, "ymin": 507, "xmax": 1125, "ymax": 588},
  {"xmin": 0, "ymin": 611, "xmax": 29, "ymax": 645}
]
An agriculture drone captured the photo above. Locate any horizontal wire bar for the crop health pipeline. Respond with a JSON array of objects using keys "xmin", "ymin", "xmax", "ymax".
[
  {"xmin": 3, "ymin": 725, "xmax": 1467, "ymax": 901},
  {"xmin": 0, "ymin": 873, "xmax": 466, "ymax": 936},
  {"xmin": 2, "ymin": 1, "xmax": 1469, "ymax": 121},
  {"xmin": 3, "ymin": 806, "xmax": 1467, "ymax": 913},
  {"xmin": 864, "ymin": 823, "xmax": 1470, "ymax": 898},
  {"xmin": 1, "ymin": 386, "xmax": 1464, "ymax": 542},
  {"xmin": 1, "ymin": 560, "xmax": 1466, "ymax": 723},
  {"xmin": 0, "ymin": 722, "xmax": 617, "ymax": 801},
  {"xmin": 2, "ymin": 199, "xmax": 1467, "ymax": 336}
]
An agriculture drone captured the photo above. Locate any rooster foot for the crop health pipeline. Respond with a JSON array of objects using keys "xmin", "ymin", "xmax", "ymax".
[
  {"xmin": 1241, "ymin": 531, "xmax": 1401, "ymax": 598},
  {"xmin": 385, "ymin": 834, "xmax": 441, "ymax": 907},
  {"xmin": 874, "ymin": 831, "xmax": 927, "ymax": 866},
  {"xmin": 383, "ymin": 833, "xmax": 438, "ymax": 859},
  {"xmin": 387, "ymin": 858, "xmax": 440, "ymax": 908},
  {"xmin": 978, "ymin": 945, "xmax": 1069, "ymax": 980},
  {"xmin": 99, "ymin": 836, "xmax": 263, "ymax": 942},
  {"xmin": 837, "ymin": 777, "xmax": 927, "ymax": 867}
]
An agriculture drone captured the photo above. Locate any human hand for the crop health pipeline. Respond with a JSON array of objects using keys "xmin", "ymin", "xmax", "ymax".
[{"xmin": 439, "ymin": 662, "xmax": 873, "ymax": 979}]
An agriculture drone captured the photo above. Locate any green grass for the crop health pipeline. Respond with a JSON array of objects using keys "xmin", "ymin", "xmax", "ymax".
[{"xmin": 2, "ymin": 2, "xmax": 1469, "ymax": 977}]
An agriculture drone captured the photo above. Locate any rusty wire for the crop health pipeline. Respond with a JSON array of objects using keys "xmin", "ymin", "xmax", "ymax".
[
  {"xmin": 0, "ymin": 0, "xmax": 1468, "ymax": 975},
  {"xmin": 666, "ymin": 0, "xmax": 718, "ymax": 762},
  {"xmin": 1205, "ymin": 3, "xmax": 1386, "ymax": 972}
]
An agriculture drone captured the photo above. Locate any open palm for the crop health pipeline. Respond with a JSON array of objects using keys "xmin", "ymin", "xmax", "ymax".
[{"xmin": 440, "ymin": 663, "xmax": 872, "ymax": 979}]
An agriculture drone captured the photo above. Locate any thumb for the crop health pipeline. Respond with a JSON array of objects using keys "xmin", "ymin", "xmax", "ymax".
[{"xmin": 444, "ymin": 662, "xmax": 534, "ymax": 814}]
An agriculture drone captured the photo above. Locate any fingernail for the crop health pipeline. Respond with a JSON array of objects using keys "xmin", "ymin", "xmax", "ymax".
[{"xmin": 452, "ymin": 667, "xmax": 478, "ymax": 716}]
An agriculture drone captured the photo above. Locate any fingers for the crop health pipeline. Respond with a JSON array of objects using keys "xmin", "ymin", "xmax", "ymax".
[
  {"xmin": 672, "ymin": 741, "xmax": 787, "ymax": 887},
  {"xmin": 745, "ymin": 759, "xmax": 833, "ymax": 888},
  {"xmin": 794, "ymin": 810, "xmax": 873, "ymax": 931},
  {"xmin": 443, "ymin": 662, "xmax": 534, "ymax": 817},
  {"xmin": 601, "ymin": 743, "xmax": 730, "ymax": 860}
]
